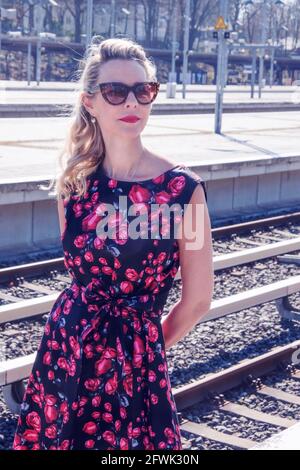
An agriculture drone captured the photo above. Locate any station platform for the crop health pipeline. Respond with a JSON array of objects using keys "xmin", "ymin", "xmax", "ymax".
[
  {"xmin": 250, "ymin": 422, "xmax": 300, "ymax": 450},
  {"xmin": 0, "ymin": 111, "xmax": 299, "ymax": 180},
  {"xmin": 1, "ymin": 82, "xmax": 300, "ymax": 117},
  {"xmin": 0, "ymin": 111, "xmax": 300, "ymax": 261},
  {"xmin": 0, "ymin": 80, "xmax": 298, "ymax": 100}
]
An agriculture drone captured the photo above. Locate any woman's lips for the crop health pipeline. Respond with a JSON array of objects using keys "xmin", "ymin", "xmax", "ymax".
[{"xmin": 119, "ymin": 116, "xmax": 140, "ymax": 123}]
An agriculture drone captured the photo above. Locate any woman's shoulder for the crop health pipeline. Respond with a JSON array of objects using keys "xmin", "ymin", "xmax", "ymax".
[
  {"xmin": 170, "ymin": 164, "xmax": 207, "ymax": 203},
  {"xmin": 174, "ymin": 163, "xmax": 204, "ymax": 180},
  {"xmin": 147, "ymin": 154, "xmax": 204, "ymax": 183}
]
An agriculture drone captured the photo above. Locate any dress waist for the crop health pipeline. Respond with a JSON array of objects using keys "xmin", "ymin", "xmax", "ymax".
[
  {"xmin": 68, "ymin": 277, "xmax": 165, "ymax": 315},
  {"xmin": 65, "ymin": 278, "xmax": 165, "ymax": 343}
]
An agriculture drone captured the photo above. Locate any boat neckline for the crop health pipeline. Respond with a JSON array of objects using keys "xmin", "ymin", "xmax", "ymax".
[{"xmin": 98, "ymin": 163, "xmax": 183, "ymax": 183}]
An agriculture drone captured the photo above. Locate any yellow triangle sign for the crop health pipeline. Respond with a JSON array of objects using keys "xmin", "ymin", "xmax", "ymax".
[{"xmin": 214, "ymin": 16, "xmax": 227, "ymax": 30}]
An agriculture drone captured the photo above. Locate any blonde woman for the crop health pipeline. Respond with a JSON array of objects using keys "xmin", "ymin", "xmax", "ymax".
[{"xmin": 12, "ymin": 37, "xmax": 213, "ymax": 450}]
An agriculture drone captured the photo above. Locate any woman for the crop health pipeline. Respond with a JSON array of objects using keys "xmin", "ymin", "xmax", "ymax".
[{"xmin": 12, "ymin": 37, "xmax": 214, "ymax": 450}]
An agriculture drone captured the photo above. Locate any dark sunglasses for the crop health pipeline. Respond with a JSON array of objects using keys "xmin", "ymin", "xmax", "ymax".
[{"xmin": 87, "ymin": 81, "xmax": 160, "ymax": 105}]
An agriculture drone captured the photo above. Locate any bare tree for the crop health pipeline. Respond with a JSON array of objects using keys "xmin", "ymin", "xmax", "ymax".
[
  {"xmin": 230, "ymin": 0, "xmax": 244, "ymax": 32},
  {"xmin": 175, "ymin": 0, "xmax": 218, "ymax": 50},
  {"xmin": 140, "ymin": 0, "xmax": 159, "ymax": 45},
  {"xmin": 42, "ymin": 2, "xmax": 54, "ymax": 32},
  {"xmin": 64, "ymin": 0, "xmax": 85, "ymax": 42},
  {"xmin": 289, "ymin": 0, "xmax": 300, "ymax": 50},
  {"xmin": 189, "ymin": 0, "xmax": 218, "ymax": 49},
  {"xmin": 13, "ymin": 0, "xmax": 38, "ymax": 33}
]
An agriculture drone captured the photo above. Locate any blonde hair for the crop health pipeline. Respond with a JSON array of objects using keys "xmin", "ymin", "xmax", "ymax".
[{"xmin": 44, "ymin": 36, "xmax": 157, "ymax": 202}]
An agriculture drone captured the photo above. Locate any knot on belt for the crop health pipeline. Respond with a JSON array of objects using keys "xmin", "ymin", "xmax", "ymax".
[
  {"xmin": 65, "ymin": 279, "xmax": 161, "ymax": 382},
  {"xmin": 68, "ymin": 279, "xmax": 162, "ymax": 343}
]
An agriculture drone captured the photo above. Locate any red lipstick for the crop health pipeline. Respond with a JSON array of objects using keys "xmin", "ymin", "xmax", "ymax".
[{"xmin": 119, "ymin": 115, "xmax": 141, "ymax": 123}]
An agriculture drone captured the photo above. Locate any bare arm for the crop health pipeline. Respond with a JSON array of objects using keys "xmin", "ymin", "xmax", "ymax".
[
  {"xmin": 57, "ymin": 198, "xmax": 67, "ymax": 239},
  {"xmin": 161, "ymin": 183, "xmax": 214, "ymax": 350}
]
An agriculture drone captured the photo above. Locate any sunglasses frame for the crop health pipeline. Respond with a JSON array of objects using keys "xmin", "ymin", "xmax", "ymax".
[{"xmin": 87, "ymin": 81, "xmax": 160, "ymax": 105}]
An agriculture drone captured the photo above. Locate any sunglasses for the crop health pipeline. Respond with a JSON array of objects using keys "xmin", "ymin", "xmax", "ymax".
[{"xmin": 87, "ymin": 81, "xmax": 160, "ymax": 105}]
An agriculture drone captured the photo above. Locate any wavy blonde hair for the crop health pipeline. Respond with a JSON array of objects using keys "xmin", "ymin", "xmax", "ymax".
[{"xmin": 44, "ymin": 36, "xmax": 157, "ymax": 202}]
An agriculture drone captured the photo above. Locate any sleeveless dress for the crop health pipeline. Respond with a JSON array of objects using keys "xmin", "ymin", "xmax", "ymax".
[{"xmin": 12, "ymin": 162, "xmax": 207, "ymax": 451}]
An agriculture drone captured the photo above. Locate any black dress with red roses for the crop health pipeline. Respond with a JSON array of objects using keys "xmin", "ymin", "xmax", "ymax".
[{"xmin": 12, "ymin": 163, "xmax": 207, "ymax": 450}]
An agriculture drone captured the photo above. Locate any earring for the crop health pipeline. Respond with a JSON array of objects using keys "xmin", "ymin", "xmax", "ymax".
[{"xmin": 91, "ymin": 117, "xmax": 96, "ymax": 124}]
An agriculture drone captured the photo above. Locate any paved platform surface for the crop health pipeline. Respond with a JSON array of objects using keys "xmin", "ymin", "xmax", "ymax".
[
  {"xmin": 0, "ymin": 110, "xmax": 299, "ymax": 182},
  {"xmin": 250, "ymin": 422, "xmax": 300, "ymax": 450}
]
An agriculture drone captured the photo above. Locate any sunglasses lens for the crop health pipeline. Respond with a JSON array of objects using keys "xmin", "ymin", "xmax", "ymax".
[
  {"xmin": 101, "ymin": 83, "xmax": 159, "ymax": 104},
  {"xmin": 102, "ymin": 84, "xmax": 128, "ymax": 104},
  {"xmin": 135, "ymin": 83, "xmax": 158, "ymax": 103}
]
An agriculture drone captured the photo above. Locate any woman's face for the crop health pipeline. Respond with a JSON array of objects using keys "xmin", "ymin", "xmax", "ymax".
[{"xmin": 82, "ymin": 59, "xmax": 153, "ymax": 140}]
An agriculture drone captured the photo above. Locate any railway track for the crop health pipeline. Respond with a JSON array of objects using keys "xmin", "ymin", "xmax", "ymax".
[
  {"xmin": 175, "ymin": 342, "xmax": 300, "ymax": 450},
  {"xmin": 1, "ymin": 212, "xmax": 300, "ymax": 449},
  {"xmin": 1, "ymin": 211, "xmax": 300, "ymax": 324},
  {"xmin": 1, "ymin": 210, "xmax": 300, "ymax": 283}
]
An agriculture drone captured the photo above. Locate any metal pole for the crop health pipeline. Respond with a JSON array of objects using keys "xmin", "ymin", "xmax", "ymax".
[
  {"xmin": 182, "ymin": 0, "xmax": 191, "ymax": 99},
  {"xmin": 214, "ymin": 0, "xmax": 229, "ymax": 134},
  {"xmin": 258, "ymin": 1, "xmax": 267, "ymax": 98},
  {"xmin": 110, "ymin": 0, "xmax": 115, "ymax": 38},
  {"xmin": 269, "ymin": 1, "xmax": 276, "ymax": 87},
  {"xmin": 36, "ymin": 4, "xmax": 42, "ymax": 86},
  {"xmin": 27, "ymin": 41, "xmax": 31, "ymax": 85},
  {"xmin": 36, "ymin": 38, "xmax": 41, "ymax": 85},
  {"xmin": 251, "ymin": 47, "xmax": 256, "ymax": 98},
  {"xmin": 170, "ymin": 0, "xmax": 177, "ymax": 81},
  {"xmin": 270, "ymin": 47, "xmax": 275, "ymax": 87},
  {"xmin": 0, "ymin": 0, "xmax": 2, "ymax": 56},
  {"xmin": 223, "ymin": 38, "xmax": 229, "ymax": 88},
  {"xmin": 86, "ymin": 0, "xmax": 93, "ymax": 49}
]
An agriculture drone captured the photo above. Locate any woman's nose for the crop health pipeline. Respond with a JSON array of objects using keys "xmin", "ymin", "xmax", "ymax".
[{"xmin": 125, "ymin": 91, "xmax": 138, "ymax": 105}]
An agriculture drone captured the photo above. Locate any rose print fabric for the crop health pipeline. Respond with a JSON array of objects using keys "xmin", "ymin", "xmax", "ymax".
[{"xmin": 12, "ymin": 163, "xmax": 207, "ymax": 450}]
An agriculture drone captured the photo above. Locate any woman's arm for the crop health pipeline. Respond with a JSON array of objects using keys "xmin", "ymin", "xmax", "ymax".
[
  {"xmin": 57, "ymin": 198, "xmax": 67, "ymax": 239},
  {"xmin": 161, "ymin": 183, "xmax": 214, "ymax": 350}
]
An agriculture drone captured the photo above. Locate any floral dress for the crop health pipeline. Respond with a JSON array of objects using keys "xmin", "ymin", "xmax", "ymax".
[{"xmin": 12, "ymin": 162, "xmax": 207, "ymax": 450}]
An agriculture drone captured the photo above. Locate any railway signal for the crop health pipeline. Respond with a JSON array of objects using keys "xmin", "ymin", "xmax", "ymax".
[{"xmin": 214, "ymin": 2, "xmax": 231, "ymax": 134}]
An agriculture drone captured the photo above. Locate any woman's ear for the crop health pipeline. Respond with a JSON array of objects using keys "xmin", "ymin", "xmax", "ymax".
[{"xmin": 81, "ymin": 93, "xmax": 95, "ymax": 116}]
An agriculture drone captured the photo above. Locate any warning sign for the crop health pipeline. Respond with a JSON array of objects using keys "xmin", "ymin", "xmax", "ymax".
[{"xmin": 214, "ymin": 16, "xmax": 228, "ymax": 30}]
